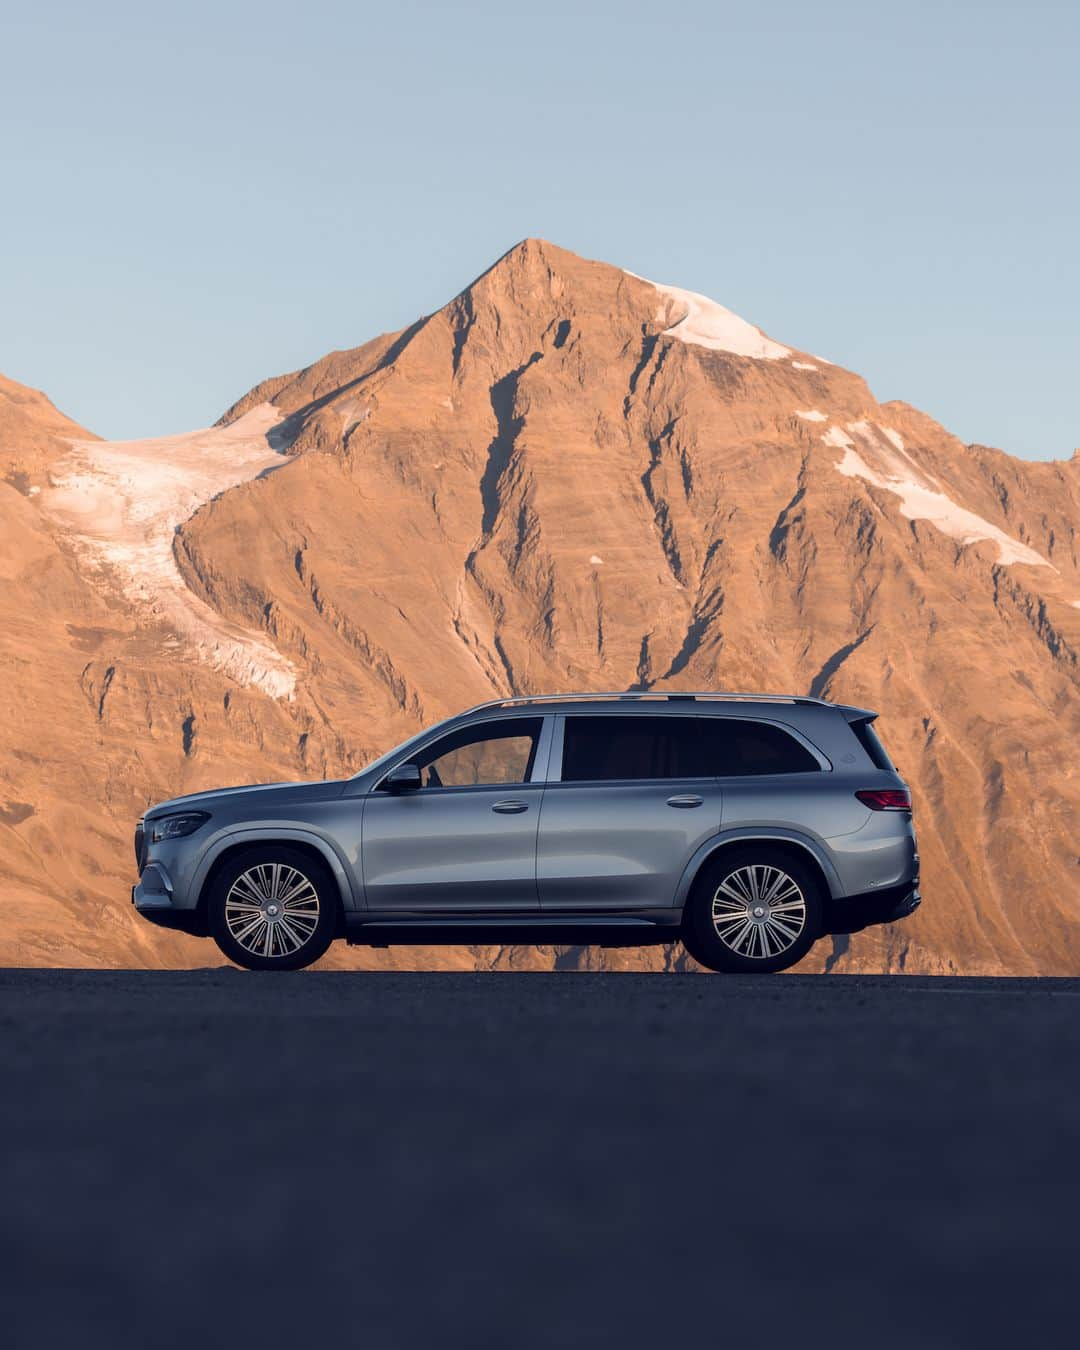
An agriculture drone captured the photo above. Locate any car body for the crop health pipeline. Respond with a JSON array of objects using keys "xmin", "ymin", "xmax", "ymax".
[{"xmin": 132, "ymin": 691, "xmax": 920, "ymax": 972}]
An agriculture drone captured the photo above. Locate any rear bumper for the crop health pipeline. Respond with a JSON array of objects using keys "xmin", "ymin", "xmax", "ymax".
[
  {"xmin": 824, "ymin": 883, "xmax": 921, "ymax": 936},
  {"xmin": 884, "ymin": 887, "xmax": 921, "ymax": 922}
]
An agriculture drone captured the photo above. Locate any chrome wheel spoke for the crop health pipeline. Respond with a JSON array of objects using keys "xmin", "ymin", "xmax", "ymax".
[
  {"xmin": 284, "ymin": 900, "xmax": 318, "ymax": 920},
  {"xmin": 232, "ymin": 914, "xmax": 265, "ymax": 944},
  {"xmin": 283, "ymin": 889, "xmax": 318, "ymax": 909},
  {"xmin": 718, "ymin": 874, "xmax": 752, "ymax": 905},
  {"xmin": 278, "ymin": 917, "xmax": 307, "ymax": 951},
  {"xmin": 761, "ymin": 871, "xmax": 790, "ymax": 905},
  {"xmin": 232, "ymin": 876, "xmax": 266, "ymax": 905},
  {"xmin": 279, "ymin": 876, "xmax": 312, "ymax": 905},
  {"xmin": 770, "ymin": 922, "xmax": 788, "ymax": 954},
  {"xmin": 730, "ymin": 920, "xmax": 755, "ymax": 953}
]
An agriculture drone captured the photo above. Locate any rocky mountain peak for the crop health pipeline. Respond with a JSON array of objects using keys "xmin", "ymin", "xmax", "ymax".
[{"xmin": 0, "ymin": 242, "xmax": 1077, "ymax": 975}]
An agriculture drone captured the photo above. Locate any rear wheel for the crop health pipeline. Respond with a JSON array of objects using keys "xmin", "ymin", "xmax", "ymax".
[
  {"xmin": 209, "ymin": 847, "xmax": 338, "ymax": 971},
  {"xmin": 682, "ymin": 847, "xmax": 822, "ymax": 973}
]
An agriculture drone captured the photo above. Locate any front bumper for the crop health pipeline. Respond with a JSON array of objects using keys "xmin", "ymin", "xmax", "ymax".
[
  {"xmin": 132, "ymin": 860, "xmax": 172, "ymax": 905},
  {"xmin": 132, "ymin": 866, "xmax": 206, "ymax": 935}
]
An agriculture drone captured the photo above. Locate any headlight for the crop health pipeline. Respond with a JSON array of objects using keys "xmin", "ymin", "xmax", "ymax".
[{"xmin": 150, "ymin": 811, "xmax": 210, "ymax": 842}]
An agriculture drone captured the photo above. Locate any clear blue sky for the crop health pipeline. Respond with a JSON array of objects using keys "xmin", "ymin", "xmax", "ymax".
[{"xmin": 2, "ymin": 0, "xmax": 1077, "ymax": 459}]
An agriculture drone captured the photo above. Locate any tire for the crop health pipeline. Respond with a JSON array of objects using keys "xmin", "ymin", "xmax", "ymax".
[
  {"xmin": 682, "ymin": 847, "xmax": 823, "ymax": 974},
  {"xmin": 208, "ymin": 846, "xmax": 339, "ymax": 971}
]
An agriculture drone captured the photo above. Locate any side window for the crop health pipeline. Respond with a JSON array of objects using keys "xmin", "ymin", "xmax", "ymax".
[
  {"xmin": 403, "ymin": 717, "xmax": 543, "ymax": 789},
  {"xmin": 706, "ymin": 719, "xmax": 821, "ymax": 775},
  {"xmin": 561, "ymin": 716, "xmax": 712, "ymax": 781},
  {"xmin": 850, "ymin": 718, "xmax": 894, "ymax": 770}
]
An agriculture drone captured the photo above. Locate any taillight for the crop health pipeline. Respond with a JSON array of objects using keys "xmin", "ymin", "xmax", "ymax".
[{"xmin": 855, "ymin": 789, "xmax": 912, "ymax": 812}]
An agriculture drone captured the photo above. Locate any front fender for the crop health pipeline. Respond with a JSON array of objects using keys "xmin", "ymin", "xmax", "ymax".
[
  {"xmin": 673, "ymin": 827, "xmax": 843, "ymax": 910},
  {"xmin": 191, "ymin": 826, "xmax": 359, "ymax": 912}
]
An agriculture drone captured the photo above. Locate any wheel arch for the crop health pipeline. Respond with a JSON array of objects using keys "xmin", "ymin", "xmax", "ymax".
[
  {"xmin": 194, "ymin": 830, "xmax": 356, "ymax": 931},
  {"xmin": 674, "ymin": 830, "xmax": 841, "ymax": 915}
]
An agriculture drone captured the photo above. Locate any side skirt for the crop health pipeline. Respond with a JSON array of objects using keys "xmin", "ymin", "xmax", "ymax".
[{"xmin": 344, "ymin": 910, "xmax": 683, "ymax": 949}]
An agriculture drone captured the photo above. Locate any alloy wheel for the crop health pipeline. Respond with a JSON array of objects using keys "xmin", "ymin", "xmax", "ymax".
[
  {"xmin": 710, "ymin": 864, "xmax": 807, "ymax": 961},
  {"xmin": 224, "ymin": 863, "xmax": 321, "ymax": 960}
]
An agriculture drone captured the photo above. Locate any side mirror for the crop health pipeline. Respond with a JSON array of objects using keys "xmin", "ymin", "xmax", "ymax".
[{"xmin": 383, "ymin": 762, "xmax": 422, "ymax": 793}]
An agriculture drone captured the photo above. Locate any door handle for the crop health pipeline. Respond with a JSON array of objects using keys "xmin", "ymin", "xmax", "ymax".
[
  {"xmin": 666, "ymin": 794, "xmax": 704, "ymax": 808},
  {"xmin": 492, "ymin": 800, "xmax": 529, "ymax": 814}
]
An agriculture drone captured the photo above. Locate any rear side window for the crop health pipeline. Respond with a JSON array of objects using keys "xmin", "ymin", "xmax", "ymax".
[
  {"xmin": 561, "ymin": 716, "xmax": 712, "ymax": 781},
  {"xmin": 705, "ymin": 719, "xmax": 821, "ymax": 776},
  {"xmin": 559, "ymin": 715, "xmax": 820, "ymax": 781},
  {"xmin": 850, "ymin": 718, "xmax": 894, "ymax": 771}
]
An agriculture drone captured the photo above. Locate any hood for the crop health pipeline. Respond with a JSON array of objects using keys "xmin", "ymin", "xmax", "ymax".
[{"xmin": 144, "ymin": 779, "xmax": 346, "ymax": 819}]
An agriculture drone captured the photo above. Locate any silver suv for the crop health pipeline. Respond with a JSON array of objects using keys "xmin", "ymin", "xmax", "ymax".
[{"xmin": 132, "ymin": 693, "xmax": 920, "ymax": 973}]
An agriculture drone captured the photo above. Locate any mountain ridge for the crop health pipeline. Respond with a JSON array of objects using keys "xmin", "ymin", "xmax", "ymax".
[{"xmin": 1, "ymin": 238, "xmax": 1077, "ymax": 973}]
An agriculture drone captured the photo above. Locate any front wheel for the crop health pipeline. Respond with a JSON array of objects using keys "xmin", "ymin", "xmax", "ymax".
[
  {"xmin": 209, "ymin": 847, "xmax": 338, "ymax": 971},
  {"xmin": 682, "ymin": 848, "xmax": 822, "ymax": 973}
]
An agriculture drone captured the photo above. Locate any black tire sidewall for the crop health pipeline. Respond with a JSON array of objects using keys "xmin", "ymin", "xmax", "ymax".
[
  {"xmin": 684, "ymin": 847, "xmax": 822, "ymax": 974},
  {"xmin": 209, "ymin": 846, "xmax": 338, "ymax": 971}
]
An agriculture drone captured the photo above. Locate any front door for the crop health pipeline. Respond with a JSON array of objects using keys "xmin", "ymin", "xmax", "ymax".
[
  {"xmin": 360, "ymin": 716, "xmax": 547, "ymax": 912},
  {"xmin": 537, "ymin": 714, "xmax": 724, "ymax": 909}
]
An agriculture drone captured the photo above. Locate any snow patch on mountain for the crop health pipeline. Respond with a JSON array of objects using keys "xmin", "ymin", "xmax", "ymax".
[
  {"xmin": 796, "ymin": 409, "xmax": 828, "ymax": 422},
  {"xmin": 792, "ymin": 361, "xmax": 818, "ymax": 371},
  {"xmin": 830, "ymin": 422, "xmax": 1051, "ymax": 570},
  {"xmin": 822, "ymin": 425, "xmax": 855, "ymax": 450},
  {"xmin": 627, "ymin": 272, "xmax": 791, "ymax": 360},
  {"xmin": 41, "ymin": 404, "xmax": 297, "ymax": 697}
]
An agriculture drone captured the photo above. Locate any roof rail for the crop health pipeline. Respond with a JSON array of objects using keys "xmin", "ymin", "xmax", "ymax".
[{"xmin": 462, "ymin": 691, "xmax": 837, "ymax": 714}]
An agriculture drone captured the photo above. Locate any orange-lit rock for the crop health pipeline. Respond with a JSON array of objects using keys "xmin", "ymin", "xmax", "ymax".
[{"xmin": 2, "ymin": 242, "xmax": 1078, "ymax": 973}]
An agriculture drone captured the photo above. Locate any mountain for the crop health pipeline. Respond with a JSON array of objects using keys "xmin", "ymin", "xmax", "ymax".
[{"xmin": 2, "ymin": 240, "xmax": 1078, "ymax": 972}]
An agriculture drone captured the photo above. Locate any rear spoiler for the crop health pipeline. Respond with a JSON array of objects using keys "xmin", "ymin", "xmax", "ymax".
[{"xmin": 835, "ymin": 705, "xmax": 878, "ymax": 723}]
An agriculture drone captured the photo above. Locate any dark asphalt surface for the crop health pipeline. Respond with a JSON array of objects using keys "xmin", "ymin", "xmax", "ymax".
[{"xmin": 2, "ymin": 971, "xmax": 1078, "ymax": 1348}]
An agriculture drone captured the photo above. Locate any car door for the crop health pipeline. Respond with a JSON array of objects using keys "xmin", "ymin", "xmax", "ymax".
[
  {"xmin": 536, "ymin": 713, "xmax": 724, "ymax": 909},
  {"xmin": 360, "ymin": 715, "xmax": 550, "ymax": 912}
]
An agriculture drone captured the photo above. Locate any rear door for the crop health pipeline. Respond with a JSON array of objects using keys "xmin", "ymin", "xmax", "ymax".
[{"xmin": 536, "ymin": 713, "xmax": 724, "ymax": 910}]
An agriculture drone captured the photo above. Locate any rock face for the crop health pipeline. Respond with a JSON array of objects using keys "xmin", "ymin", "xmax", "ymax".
[{"xmin": 2, "ymin": 241, "xmax": 1078, "ymax": 972}]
